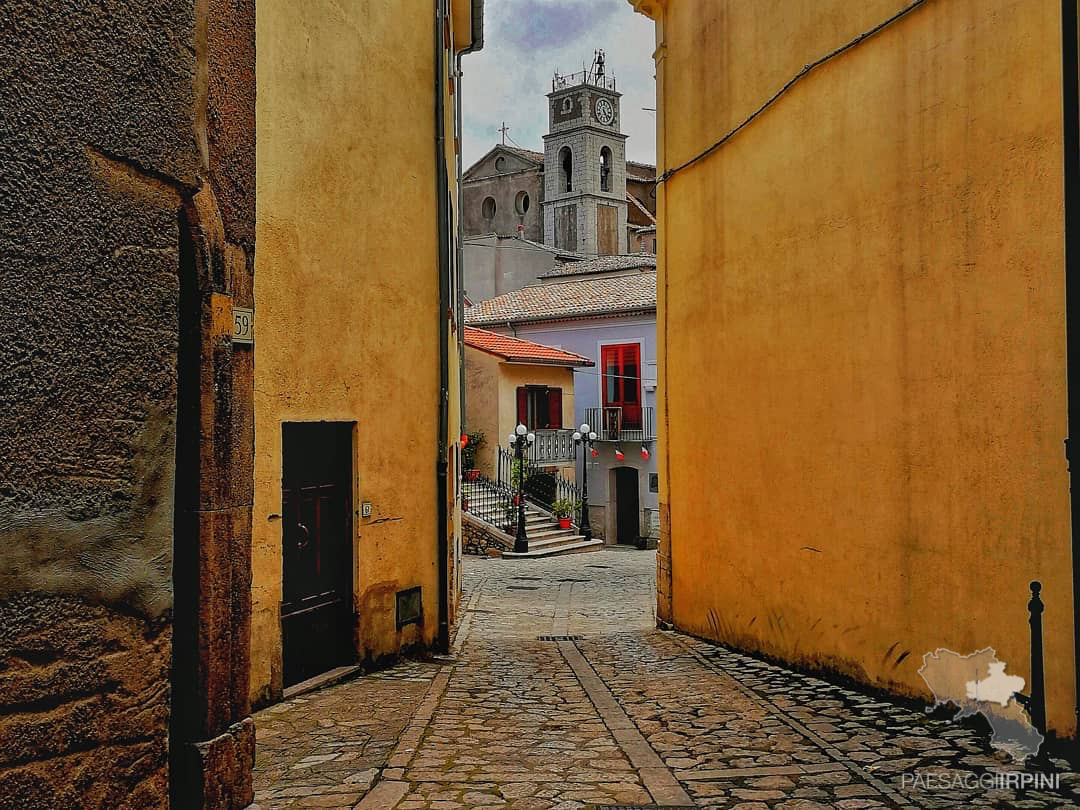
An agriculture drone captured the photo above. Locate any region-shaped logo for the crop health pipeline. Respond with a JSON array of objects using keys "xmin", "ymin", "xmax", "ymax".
[{"xmin": 918, "ymin": 648, "xmax": 1043, "ymax": 761}]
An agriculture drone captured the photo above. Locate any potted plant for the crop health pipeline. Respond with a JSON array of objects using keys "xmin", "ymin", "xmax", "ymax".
[
  {"xmin": 552, "ymin": 498, "xmax": 578, "ymax": 530},
  {"xmin": 462, "ymin": 431, "xmax": 484, "ymax": 481}
]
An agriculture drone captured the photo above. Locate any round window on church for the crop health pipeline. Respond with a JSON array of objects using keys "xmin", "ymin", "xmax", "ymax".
[
  {"xmin": 482, "ymin": 196, "xmax": 497, "ymax": 220},
  {"xmin": 515, "ymin": 191, "xmax": 530, "ymax": 216},
  {"xmin": 494, "ymin": 156, "xmax": 506, "ymax": 172}
]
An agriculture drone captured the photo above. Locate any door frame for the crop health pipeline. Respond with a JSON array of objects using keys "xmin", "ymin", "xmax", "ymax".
[
  {"xmin": 610, "ymin": 465, "xmax": 641, "ymax": 545},
  {"xmin": 279, "ymin": 421, "xmax": 357, "ymax": 689}
]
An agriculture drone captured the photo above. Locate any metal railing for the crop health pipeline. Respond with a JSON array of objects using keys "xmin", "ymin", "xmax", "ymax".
[
  {"xmin": 495, "ymin": 446, "xmax": 583, "ymax": 525},
  {"xmin": 553, "ymin": 70, "xmax": 616, "ymax": 92},
  {"xmin": 584, "ymin": 406, "xmax": 657, "ymax": 442},
  {"xmin": 461, "ymin": 474, "xmax": 517, "ymax": 534},
  {"xmin": 530, "ymin": 429, "xmax": 577, "ymax": 464}
]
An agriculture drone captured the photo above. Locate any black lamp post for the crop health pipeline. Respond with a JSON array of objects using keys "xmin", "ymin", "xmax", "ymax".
[
  {"xmin": 508, "ymin": 424, "xmax": 534, "ymax": 553},
  {"xmin": 573, "ymin": 423, "xmax": 597, "ymax": 541}
]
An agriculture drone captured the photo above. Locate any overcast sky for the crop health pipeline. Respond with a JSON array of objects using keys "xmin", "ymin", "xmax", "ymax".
[{"xmin": 460, "ymin": 0, "xmax": 657, "ymax": 169}]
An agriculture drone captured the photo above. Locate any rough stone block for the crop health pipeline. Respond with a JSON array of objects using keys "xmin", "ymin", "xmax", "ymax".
[
  {"xmin": 0, "ymin": 595, "xmax": 170, "ymax": 808},
  {"xmin": 183, "ymin": 717, "xmax": 256, "ymax": 810}
]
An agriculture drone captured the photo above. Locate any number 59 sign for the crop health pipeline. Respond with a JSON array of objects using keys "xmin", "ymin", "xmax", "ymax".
[{"xmin": 232, "ymin": 307, "xmax": 254, "ymax": 345}]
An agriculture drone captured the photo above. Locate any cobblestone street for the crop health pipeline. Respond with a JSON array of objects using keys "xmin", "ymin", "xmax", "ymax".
[{"xmin": 253, "ymin": 550, "xmax": 1080, "ymax": 809}]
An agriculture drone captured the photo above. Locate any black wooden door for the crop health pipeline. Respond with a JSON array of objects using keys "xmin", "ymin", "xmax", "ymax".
[
  {"xmin": 280, "ymin": 423, "xmax": 354, "ymax": 688},
  {"xmin": 615, "ymin": 467, "xmax": 639, "ymax": 545}
]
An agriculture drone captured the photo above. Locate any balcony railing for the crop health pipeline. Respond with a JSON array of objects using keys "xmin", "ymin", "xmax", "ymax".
[
  {"xmin": 529, "ymin": 429, "xmax": 577, "ymax": 464},
  {"xmin": 552, "ymin": 70, "xmax": 616, "ymax": 92},
  {"xmin": 584, "ymin": 406, "xmax": 657, "ymax": 443}
]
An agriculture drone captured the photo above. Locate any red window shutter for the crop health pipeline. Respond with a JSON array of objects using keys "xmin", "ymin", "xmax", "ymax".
[
  {"xmin": 600, "ymin": 344, "xmax": 643, "ymax": 430},
  {"xmin": 547, "ymin": 388, "xmax": 562, "ymax": 429},
  {"xmin": 601, "ymin": 345, "xmax": 619, "ymax": 409},
  {"xmin": 516, "ymin": 387, "xmax": 528, "ymax": 426}
]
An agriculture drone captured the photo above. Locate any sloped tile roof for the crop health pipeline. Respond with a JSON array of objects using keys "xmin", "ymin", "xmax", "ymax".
[
  {"xmin": 465, "ymin": 272, "xmax": 656, "ymax": 325},
  {"xmin": 502, "ymin": 145, "xmax": 545, "ymax": 164},
  {"xmin": 464, "ymin": 327, "xmax": 594, "ymax": 367},
  {"xmin": 463, "ymin": 144, "xmax": 545, "ymax": 181},
  {"xmin": 627, "ymin": 159, "xmax": 657, "ymax": 182},
  {"xmin": 538, "ymin": 252, "xmax": 656, "ymax": 279},
  {"xmin": 465, "ymin": 233, "xmax": 577, "ymax": 259}
]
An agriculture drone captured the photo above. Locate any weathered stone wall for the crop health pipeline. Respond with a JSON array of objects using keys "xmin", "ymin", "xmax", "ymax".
[
  {"xmin": 463, "ymin": 515, "xmax": 513, "ymax": 556},
  {"xmin": 462, "ymin": 170, "xmax": 544, "ymax": 242},
  {"xmin": 0, "ymin": 1, "xmax": 255, "ymax": 805}
]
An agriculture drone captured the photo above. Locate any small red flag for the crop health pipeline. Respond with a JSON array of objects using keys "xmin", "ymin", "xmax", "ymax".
[
  {"xmin": 641, "ymin": 445, "xmax": 650, "ymax": 460},
  {"xmin": 615, "ymin": 447, "xmax": 625, "ymax": 461}
]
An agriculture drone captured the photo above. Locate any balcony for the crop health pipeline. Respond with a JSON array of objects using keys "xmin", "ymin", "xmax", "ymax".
[
  {"xmin": 552, "ymin": 69, "xmax": 616, "ymax": 92},
  {"xmin": 584, "ymin": 407, "xmax": 657, "ymax": 443},
  {"xmin": 528, "ymin": 429, "xmax": 577, "ymax": 464}
]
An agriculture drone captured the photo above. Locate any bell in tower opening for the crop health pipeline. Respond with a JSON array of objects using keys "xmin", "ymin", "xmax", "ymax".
[{"xmin": 543, "ymin": 51, "xmax": 628, "ymax": 256}]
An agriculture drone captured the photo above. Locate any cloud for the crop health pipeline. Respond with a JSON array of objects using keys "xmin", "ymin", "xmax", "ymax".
[
  {"xmin": 460, "ymin": 0, "xmax": 656, "ymax": 167},
  {"xmin": 495, "ymin": 0, "xmax": 618, "ymax": 51}
]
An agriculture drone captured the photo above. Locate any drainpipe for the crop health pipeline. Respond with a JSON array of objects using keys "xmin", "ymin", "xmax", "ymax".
[
  {"xmin": 1060, "ymin": 0, "xmax": 1080, "ymax": 739},
  {"xmin": 435, "ymin": 0, "xmax": 451, "ymax": 653},
  {"xmin": 458, "ymin": 2, "xmax": 483, "ymax": 434},
  {"xmin": 456, "ymin": 63, "xmax": 467, "ymax": 434}
]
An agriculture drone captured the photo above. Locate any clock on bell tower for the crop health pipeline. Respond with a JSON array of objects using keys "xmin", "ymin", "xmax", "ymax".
[{"xmin": 542, "ymin": 50, "xmax": 628, "ymax": 256}]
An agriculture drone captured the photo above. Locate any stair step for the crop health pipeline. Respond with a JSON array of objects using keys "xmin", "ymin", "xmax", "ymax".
[
  {"xmin": 525, "ymin": 527, "xmax": 578, "ymax": 540},
  {"xmin": 526, "ymin": 531, "xmax": 583, "ymax": 546},
  {"xmin": 502, "ymin": 538, "xmax": 604, "ymax": 559}
]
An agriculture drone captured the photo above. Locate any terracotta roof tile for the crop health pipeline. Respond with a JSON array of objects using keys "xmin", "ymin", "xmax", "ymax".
[
  {"xmin": 465, "ymin": 272, "xmax": 656, "ymax": 325},
  {"xmin": 463, "ymin": 327, "xmax": 594, "ymax": 366},
  {"xmin": 538, "ymin": 253, "xmax": 656, "ymax": 279},
  {"xmin": 501, "ymin": 145, "xmax": 545, "ymax": 164}
]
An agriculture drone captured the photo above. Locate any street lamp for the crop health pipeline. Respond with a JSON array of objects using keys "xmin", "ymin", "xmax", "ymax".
[
  {"xmin": 508, "ymin": 424, "xmax": 534, "ymax": 553},
  {"xmin": 572, "ymin": 423, "xmax": 597, "ymax": 541}
]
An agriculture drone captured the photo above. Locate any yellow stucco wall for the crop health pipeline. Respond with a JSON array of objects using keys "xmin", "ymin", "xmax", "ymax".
[
  {"xmin": 497, "ymin": 363, "xmax": 577, "ymax": 478},
  {"xmin": 464, "ymin": 347, "xmax": 577, "ymax": 477},
  {"xmin": 640, "ymin": 0, "xmax": 1076, "ymax": 734},
  {"xmin": 497, "ymin": 365, "xmax": 576, "ymax": 440},
  {"xmin": 464, "ymin": 347, "xmax": 502, "ymax": 477},
  {"xmin": 252, "ymin": 0, "xmax": 465, "ymax": 704}
]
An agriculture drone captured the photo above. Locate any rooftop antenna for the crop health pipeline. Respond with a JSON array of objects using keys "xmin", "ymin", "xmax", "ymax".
[{"xmin": 594, "ymin": 49, "xmax": 606, "ymax": 82}]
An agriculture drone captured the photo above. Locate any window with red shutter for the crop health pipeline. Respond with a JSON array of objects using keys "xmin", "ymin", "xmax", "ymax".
[
  {"xmin": 601, "ymin": 343, "xmax": 642, "ymax": 429},
  {"xmin": 515, "ymin": 386, "xmax": 564, "ymax": 429}
]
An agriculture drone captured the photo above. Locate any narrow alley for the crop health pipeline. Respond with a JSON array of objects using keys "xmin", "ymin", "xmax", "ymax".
[{"xmin": 253, "ymin": 552, "xmax": 1080, "ymax": 810}]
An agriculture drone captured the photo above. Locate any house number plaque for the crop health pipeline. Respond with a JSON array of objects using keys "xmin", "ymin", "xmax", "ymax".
[{"xmin": 232, "ymin": 307, "xmax": 254, "ymax": 345}]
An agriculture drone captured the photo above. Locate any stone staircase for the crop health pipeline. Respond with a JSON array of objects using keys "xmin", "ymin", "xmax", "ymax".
[
  {"xmin": 463, "ymin": 481, "xmax": 602, "ymax": 559},
  {"xmin": 501, "ymin": 508, "xmax": 602, "ymax": 559}
]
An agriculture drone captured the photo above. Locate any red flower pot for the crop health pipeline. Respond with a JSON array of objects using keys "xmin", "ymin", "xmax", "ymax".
[{"xmin": 558, "ymin": 517, "xmax": 571, "ymax": 529}]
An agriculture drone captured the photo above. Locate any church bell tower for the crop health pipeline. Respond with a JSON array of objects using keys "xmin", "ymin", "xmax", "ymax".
[{"xmin": 543, "ymin": 51, "xmax": 628, "ymax": 256}]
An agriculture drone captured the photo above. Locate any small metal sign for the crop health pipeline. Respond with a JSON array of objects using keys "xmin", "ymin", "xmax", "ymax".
[{"xmin": 232, "ymin": 307, "xmax": 254, "ymax": 345}]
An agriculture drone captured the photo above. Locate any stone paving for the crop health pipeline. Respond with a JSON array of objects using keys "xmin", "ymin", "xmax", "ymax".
[
  {"xmin": 253, "ymin": 662, "xmax": 439, "ymax": 808},
  {"xmin": 253, "ymin": 549, "xmax": 1080, "ymax": 809}
]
